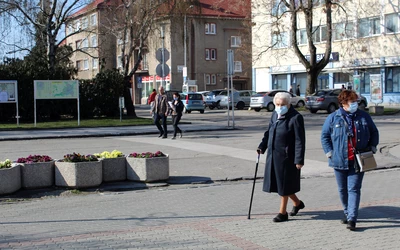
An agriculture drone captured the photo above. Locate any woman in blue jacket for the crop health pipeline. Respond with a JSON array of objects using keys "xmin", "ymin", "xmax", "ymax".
[{"xmin": 321, "ymin": 90, "xmax": 379, "ymax": 230}]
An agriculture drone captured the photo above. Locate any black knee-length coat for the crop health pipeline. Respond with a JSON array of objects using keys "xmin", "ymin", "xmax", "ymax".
[{"xmin": 258, "ymin": 105, "xmax": 306, "ymax": 196}]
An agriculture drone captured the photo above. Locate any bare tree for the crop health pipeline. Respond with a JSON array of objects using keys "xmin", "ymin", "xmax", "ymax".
[{"xmin": 0, "ymin": 0, "xmax": 92, "ymax": 78}]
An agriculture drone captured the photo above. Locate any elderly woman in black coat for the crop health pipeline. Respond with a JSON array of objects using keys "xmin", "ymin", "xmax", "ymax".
[{"xmin": 257, "ymin": 92, "xmax": 306, "ymax": 222}]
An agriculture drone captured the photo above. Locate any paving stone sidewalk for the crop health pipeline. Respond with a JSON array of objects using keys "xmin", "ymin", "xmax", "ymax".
[{"xmin": 0, "ymin": 169, "xmax": 399, "ymax": 250}]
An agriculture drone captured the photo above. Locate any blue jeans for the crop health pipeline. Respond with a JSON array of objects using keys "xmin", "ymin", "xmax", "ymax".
[{"xmin": 334, "ymin": 161, "xmax": 364, "ymax": 222}]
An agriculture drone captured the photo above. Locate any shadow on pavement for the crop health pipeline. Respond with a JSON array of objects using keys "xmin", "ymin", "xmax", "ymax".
[{"xmin": 167, "ymin": 176, "xmax": 213, "ymax": 184}]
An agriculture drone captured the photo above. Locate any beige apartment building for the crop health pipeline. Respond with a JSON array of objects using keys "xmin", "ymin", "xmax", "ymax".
[
  {"xmin": 138, "ymin": 0, "xmax": 252, "ymax": 104},
  {"xmin": 252, "ymin": 0, "xmax": 400, "ymax": 105},
  {"xmin": 65, "ymin": 0, "xmax": 117, "ymax": 79}
]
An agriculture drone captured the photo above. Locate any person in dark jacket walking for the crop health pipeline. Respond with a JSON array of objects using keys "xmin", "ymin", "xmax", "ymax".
[
  {"xmin": 296, "ymin": 84, "xmax": 301, "ymax": 96},
  {"xmin": 257, "ymin": 92, "xmax": 306, "ymax": 222},
  {"xmin": 151, "ymin": 86, "xmax": 168, "ymax": 138},
  {"xmin": 169, "ymin": 92, "xmax": 184, "ymax": 140},
  {"xmin": 321, "ymin": 90, "xmax": 379, "ymax": 230}
]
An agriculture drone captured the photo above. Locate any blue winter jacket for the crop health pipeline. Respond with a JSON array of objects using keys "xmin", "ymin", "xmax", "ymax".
[{"xmin": 321, "ymin": 108, "xmax": 379, "ymax": 170}]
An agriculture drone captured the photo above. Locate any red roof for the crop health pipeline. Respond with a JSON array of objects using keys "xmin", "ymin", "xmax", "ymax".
[
  {"xmin": 195, "ymin": 0, "xmax": 251, "ymax": 19},
  {"xmin": 68, "ymin": 0, "xmax": 118, "ymax": 19}
]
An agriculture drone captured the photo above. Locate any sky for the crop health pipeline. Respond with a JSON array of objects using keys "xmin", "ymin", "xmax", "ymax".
[{"xmin": 0, "ymin": 0, "xmax": 91, "ymax": 61}]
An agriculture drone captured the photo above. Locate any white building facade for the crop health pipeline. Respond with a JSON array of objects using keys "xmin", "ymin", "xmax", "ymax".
[{"xmin": 252, "ymin": 0, "xmax": 400, "ymax": 106}]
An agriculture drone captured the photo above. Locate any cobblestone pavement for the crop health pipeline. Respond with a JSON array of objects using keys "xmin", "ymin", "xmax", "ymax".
[{"xmin": 1, "ymin": 169, "xmax": 399, "ymax": 249}]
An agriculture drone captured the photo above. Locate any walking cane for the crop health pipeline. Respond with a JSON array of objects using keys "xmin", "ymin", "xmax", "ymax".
[{"xmin": 247, "ymin": 152, "xmax": 260, "ymax": 219}]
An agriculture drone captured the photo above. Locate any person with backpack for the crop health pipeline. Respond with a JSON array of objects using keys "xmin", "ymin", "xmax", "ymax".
[{"xmin": 169, "ymin": 92, "xmax": 184, "ymax": 140}]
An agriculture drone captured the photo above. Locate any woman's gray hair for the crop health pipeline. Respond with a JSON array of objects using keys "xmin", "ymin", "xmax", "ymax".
[{"xmin": 273, "ymin": 92, "xmax": 292, "ymax": 105}]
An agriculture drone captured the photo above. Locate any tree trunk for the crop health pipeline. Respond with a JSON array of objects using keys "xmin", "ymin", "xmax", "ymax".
[
  {"xmin": 306, "ymin": 70, "xmax": 319, "ymax": 96},
  {"xmin": 124, "ymin": 78, "xmax": 137, "ymax": 117}
]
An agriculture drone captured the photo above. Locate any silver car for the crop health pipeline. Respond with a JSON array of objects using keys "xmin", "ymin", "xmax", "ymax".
[
  {"xmin": 250, "ymin": 90, "xmax": 305, "ymax": 112},
  {"xmin": 219, "ymin": 90, "xmax": 256, "ymax": 109}
]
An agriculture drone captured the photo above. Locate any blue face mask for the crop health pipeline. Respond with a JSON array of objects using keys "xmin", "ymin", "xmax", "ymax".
[
  {"xmin": 275, "ymin": 105, "xmax": 288, "ymax": 116},
  {"xmin": 348, "ymin": 102, "xmax": 358, "ymax": 113},
  {"xmin": 173, "ymin": 97, "xmax": 178, "ymax": 101}
]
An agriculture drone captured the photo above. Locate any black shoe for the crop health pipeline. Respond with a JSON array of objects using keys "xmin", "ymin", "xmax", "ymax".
[
  {"xmin": 289, "ymin": 200, "xmax": 305, "ymax": 216},
  {"xmin": 158, "ymin": 134, "xmax": 163, "ymax": 138},
  {"xmin": 347, "ymin": 221, "xmax": 356, "ymax": 231},
  {"xmin": 341, "ymin": 215, "xmax": 348, "ymax": 224},
  {"xmin": 171, "ymin": 137, "xmax": 176, "ymax": 140},
  {"xmin": 273, "ymin": 213, "xmax": 288, "ymax": 222},
  {"xmin": 162, "ymin": 136, "xmax": 168, "ymax": 139}
]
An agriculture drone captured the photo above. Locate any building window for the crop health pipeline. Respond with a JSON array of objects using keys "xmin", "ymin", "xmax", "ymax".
[
  {"xmin": 205, "ymin": 49, "xmax": 217, "ymax": 60},
  {"xmin": 67, "ymin": 25, "xmax": 73, "ymax": 35},
  {"xmin": 90, "ymin": 14, "xmax": 97, "ymax": 26},
  {"xmin": 91, "ymin": 35, "xmax": 97, "ymax": 47},
  {"xmin": 234, "ymin": 61, "xmax": 242, "ymax": 72},
  {"xmin": 92, "ymin": 58, "xmax": 98, "ymax": 69},
  {"xmin": 82, "ymin": 38, "xmax": 88, "ymax": 48},
  {"xmin": 231, "ymin": 36, "xmax": 241, "ymax": 47},
  {"xmin": 360, "ymin": 68, "xmax": 380, "ymax": 94},
  {"xmin": 75, "ymin": 20, "xmax": 81, "ymax": 31},
  {"xmin": 385, "ymin": 13, "xmax": 399, "ymax": 33},
  {"xmin": 272, "ymin": 0, "xmax": 287, "ymax": 16},
  {"xmin": 386, "ymin": 67, "xmax": 400, "ymax": 93},
  {"xmin": 117, "ymin": 55, "xmax": 123, "ymax": 68},
  {"xmin": 205, "ymin": 23, "xmax": 216, "ymax": 34},
  {"xmin": 141, "ymin": 53, "xmax": 148, "ymax": 70},
  {"xmin": 205, "ymin": 74, "xmax": 211, "ymax": 85},
  {"xmin": 312, "ymin": 25, "xmax": 327, "ymax": 43},
  {"xmin": 333, "ymin": 22, "xmax": 355, "ymax": 40},
  {"xmin": 313, "ymin": 0, "xmax": 326, "ymax": 5},
  {"xmin": 358, "ymin": 17, "xmax": 380, "ymax": 37},
  {"xmin": 83, "ymin": 59, "xmax": 89, "ymax": 70},
  {"xmin": 272, "ymin": 32, "xmax": 288, "ymax": 48},
  {"xmin": 297, "ymin": 29, "xmax": 307, "ymax": 45},
  {"xmin": 272, "ymin": 74, "xmax": 288, "ymax": 90},
  {"xmin": 82, "ymin": 17, "xmax": 88, "ymax": 29},
  {"xmin": 76, "ymin": 60, "xmax": 81, "ymax": 71},
  {"xmin": 75, "ymin": 39, "xmax": 81, "ymax": 49},
  {"xmin": 211, "ymin": 74, "xmax": 216, "ymax": 85}
]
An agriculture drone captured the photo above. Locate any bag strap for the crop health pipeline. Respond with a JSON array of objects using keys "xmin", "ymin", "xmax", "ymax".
[{"xmin": 342, "ymin": 117, "xmax": 357, "ymax": 154}]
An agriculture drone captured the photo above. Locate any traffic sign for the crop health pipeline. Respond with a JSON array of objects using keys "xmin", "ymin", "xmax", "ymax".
[
  {"xmin": 156, "ymin": 48, "xmax": 170, "ymax": 63},
  {"xmin": 156, "ymin": 63, "xmax": 170, "ymax": 77}
]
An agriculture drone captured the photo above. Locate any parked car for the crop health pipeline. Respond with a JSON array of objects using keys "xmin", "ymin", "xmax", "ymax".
[
  {"xmin": 219, "ymin": 90, "xmax": 256, "ymax": 110},
  {"xmin": 180, "ymin": 92, "xmax": 205, "ymax": 113},
  {"xmin": 305, "ymin": 89, "xmax": 368, "ymax": 114},
  {"xmin": 204, "ymin": 89, "xmax": 225, "ymax": 108},
  {"xmin": 198, "ymin": 91, "xmax": 210, "ymax": 108},
  {"xmin": 250, "ymin": 90, "xmax": 305, "ymax": 112}
]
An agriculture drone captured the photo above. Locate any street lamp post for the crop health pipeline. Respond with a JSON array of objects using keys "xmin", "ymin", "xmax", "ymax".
[{"xmin": 183, "ymin": 5, "xmax": 193, "ymax": 84}]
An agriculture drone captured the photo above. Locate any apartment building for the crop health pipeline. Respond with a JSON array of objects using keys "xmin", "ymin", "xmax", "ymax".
[
  {"xmin": 252, "ymin": 0, "xmax": 400, "ymax": 105},
  {"xmin": 65, "ymin": 0, "xmax": 117, "ymax": 79},
  {"xmin": 138, "ymin": 0, "xmax": 252, "ymax": 104}
]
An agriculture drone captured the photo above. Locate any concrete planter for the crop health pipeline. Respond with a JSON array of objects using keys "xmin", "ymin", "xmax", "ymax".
[
  {"xmin": 55, "ymin": 161, "xmax": 102, "ymax": 188},
  {"xmin": 101, "ymin": 157, "xmax": 126, "ymax": 182},
  {"xmin": 369, "ymin": 106, "xmax": 384, "ymax": 115},
  {"xmin": 126, "ymin": 155, "xmax": 169, "ymax": 182},
  {"xmin": 0, "ymin": 165, "xmax": 21, "ymax": 195},
  {"xmin": 20, "ymin": 161, "xmax": 55, "ymax": 189}
]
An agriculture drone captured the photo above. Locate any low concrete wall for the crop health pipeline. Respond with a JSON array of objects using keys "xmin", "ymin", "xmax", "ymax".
[
  {"xmin": 0, "ymin": 165, "xmax": 21, "ymax": 195},
  {"xmin": 55, "ymin": 161, "xmax": 102, "ymax": 188}
]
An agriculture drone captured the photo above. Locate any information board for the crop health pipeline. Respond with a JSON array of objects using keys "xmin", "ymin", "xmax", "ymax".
[
  {"xmin": 0, "ymin": 81, "xmax": 17, "ymax": 103},
  {"xmin": 34, "ymin": 80, "xmax": 78, "ymax": 99}
]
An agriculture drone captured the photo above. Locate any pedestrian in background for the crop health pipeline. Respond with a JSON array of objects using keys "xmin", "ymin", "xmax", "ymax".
[
  {"xmin": 296, "ymin": 84, "xmax": 301, "ymax": 96},
  {"xmin": 151, "ymin": 86, "xmax": 168, "ymax": 138},
  {"xmin": 289, "ymin": 86, "xmax": 293, "ymax": 94},
  {"xmin": 257, "ymin": 92, "xmax": 306, "ymax": 222},
  {"xmin": 148, "ymin": 89, "xmax": 157, "ymax": 117},
  {"xmin": 321, "ymin": 90, "xmax": 379, "ymax": 230},
  {"xmin": 169, "ymin": 92, "xmax": 184, "ymax": 140}
]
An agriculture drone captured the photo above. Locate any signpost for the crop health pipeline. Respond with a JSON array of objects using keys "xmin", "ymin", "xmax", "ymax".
[
  {"xmin": 370, "ymin": 74, "xmax": 383, "ymax": 105},
  {"xmin": 33, "ymin": 80, "xmax": 79, "ymax": 127},
  {"xmin": 227, "ymin": 50, "xmax": 235, "ymax": 128},
  {"xmin": 119, "ymin": 97, "xmax": 125, "ymax": 122}
]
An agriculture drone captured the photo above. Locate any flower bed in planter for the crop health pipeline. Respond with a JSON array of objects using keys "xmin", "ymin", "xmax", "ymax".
[
  {"xmin": 55, "ymin": 153, "xmax": 102, "ymax": 188},
  {"xmin": 0, "ymin": 160, "xmax": 21, "ymax": 195},
  {"xmin": 16, "ymin": 155, "xmax": 55, "ymax": 189},
  {"xmin": 126, "ymin": 151, "xmax": 169, "ymax": 182},
  {"xmin": 95, "ymin": 150, "xmax": 126, "ymax": 182}
]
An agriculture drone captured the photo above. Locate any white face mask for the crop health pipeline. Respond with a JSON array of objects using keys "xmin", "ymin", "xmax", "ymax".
[
  {"xmin": 347, "ymin": 102, "xmax": 358, "ymax": 113},
  {"xmin": 275, "ymin": 105, "xmax": 288, "ymax": 116}
]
